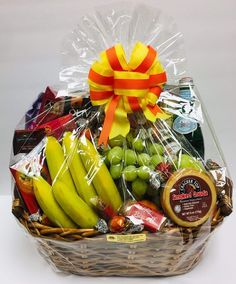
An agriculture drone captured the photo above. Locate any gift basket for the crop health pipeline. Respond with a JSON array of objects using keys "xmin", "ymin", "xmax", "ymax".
[{"xmin": 10, "ymin": 3, "xmax": 233, "ymax": 277}]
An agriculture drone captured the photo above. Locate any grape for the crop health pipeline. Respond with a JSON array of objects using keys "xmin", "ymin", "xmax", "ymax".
[
  {"xmin": 149, "ymin": 143, "xmax": 164, "ymax": 155},
  {"xmin": 148, "ymin": 164, "xmax": 156, "ymax": 171},
  {"xmin": 150, "ymin": 154, "xmax": 164, "ymax": 167},
  {"xmin": 137, "ymin": 166, "xmax": 150, "ymax": 180},
  {"xmin": 137, "ymin": 153, "xmax": 151, "ymax": 166},
  {"xmin": 132, "ymin": 178, "xmax": 148, "ymax": 198},
  {"xmin": 107, "ymin": 146, "xmax": 123, "ymax": 165},
  {"xmin": 133, "ymin": 138, "xmax": 144, "ymax": 152},
  {"xmin": 109, "ymin": 135, "xmax": 125, "ymax": 147},
  {"xmin": 126, "ymin": 132, "xmax": 134, "ymax": 147},
  {"xmin": 104, "ymin": 154, "xmax": 110, "ymax": 167},
  {"xmin": 124, "ymin": 149, "xmax": 137, "ymax": 165},
  {"xmin": 110, "ymin": 164, "xmax": 123, "ymax": 179},
  {"xmin": 123, "ymin": 165, "xmax": 137, "ymax": 181}
]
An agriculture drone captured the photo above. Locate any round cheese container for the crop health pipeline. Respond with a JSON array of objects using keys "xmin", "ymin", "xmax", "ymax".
[{"xmin": 161, "ymin": 168, "xmax": 217, "ymax": 227}]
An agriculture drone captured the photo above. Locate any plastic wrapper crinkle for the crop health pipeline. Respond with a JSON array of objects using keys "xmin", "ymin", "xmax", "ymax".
[{"xmin": 10, "ymin": 3, "xmax": 233, "ymax": 277}]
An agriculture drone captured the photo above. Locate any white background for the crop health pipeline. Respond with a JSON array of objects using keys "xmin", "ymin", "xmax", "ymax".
[{"xmin": 0, "ymin": 0, "xmax": 236, "ymax": 283}]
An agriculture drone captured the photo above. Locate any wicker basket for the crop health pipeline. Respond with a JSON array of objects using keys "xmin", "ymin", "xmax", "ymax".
[{"xmin": 12, "ymin": 197, "xmax": 224, "ymax": 277}]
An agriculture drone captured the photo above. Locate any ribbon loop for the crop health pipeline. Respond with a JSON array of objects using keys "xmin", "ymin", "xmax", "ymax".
[{"xmin": 88, "ymin": 42, "xmax": 168, "ymax": 145}]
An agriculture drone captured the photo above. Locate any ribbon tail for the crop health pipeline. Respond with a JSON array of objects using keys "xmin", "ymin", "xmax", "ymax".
[
  {"xmin": 144, "ymin": 104, "xmax": 171, "ymax": 122},
  {"xmin": 109, "ymin": 97, "xmax": 130, "ymax": 140},
  {"xmin": 98, "ymin": 95, "xmax": 120, "ymax": 146}
]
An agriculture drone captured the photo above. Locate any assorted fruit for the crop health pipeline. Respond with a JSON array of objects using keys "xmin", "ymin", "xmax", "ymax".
[{"xmin": 12, "ymin": 124, "xmax": 222, "ymax": 233}]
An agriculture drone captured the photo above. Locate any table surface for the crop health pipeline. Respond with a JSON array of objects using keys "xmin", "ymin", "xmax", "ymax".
[{"xmin": 1, "ymin": 0, "xmax": 236, "ymax": 283}]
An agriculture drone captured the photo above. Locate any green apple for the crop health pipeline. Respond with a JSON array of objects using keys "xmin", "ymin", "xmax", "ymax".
[{"xmin": 179, "ymin": 154, "xmax": 205, "ymax": 171}]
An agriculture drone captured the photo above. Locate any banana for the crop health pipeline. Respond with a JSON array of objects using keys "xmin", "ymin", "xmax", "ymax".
[
  {"xmin": 63, "ymin": 132, "xmax": 97, "ymax": 207},
  {"xmin": 52, "ymin": 180, "xmax": 99, "ymax": 228},
  {"xmin": 78, "ymin": 135, "xmax": 122, "ymax": 212},
  {"xmin": 45, "ymin": 136, "xmax": 76, "ymax": 192},
  {"xmin": 33, "ymin": 176, "xmax": 76, "ymax": 228}
]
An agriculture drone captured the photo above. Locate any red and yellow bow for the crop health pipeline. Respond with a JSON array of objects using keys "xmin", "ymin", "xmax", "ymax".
[{"xmin": 88, "ymin": 42, "xmax": 168, "ymax": 145}]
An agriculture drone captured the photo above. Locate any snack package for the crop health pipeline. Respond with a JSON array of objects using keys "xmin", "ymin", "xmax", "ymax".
[{"xmin": 9, "ymin": 3, "xmax": 233, "ymax": 277}]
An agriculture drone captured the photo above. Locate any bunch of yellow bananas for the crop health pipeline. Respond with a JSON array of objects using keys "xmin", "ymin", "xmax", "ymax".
[{"xmin": 33, "ymin": 132, "xmax": 122, "ymax": 229}]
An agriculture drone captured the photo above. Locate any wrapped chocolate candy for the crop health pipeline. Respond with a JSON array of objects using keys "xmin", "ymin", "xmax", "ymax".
[
  {"xmin": 207, "ymin": 159, "xmax": 233, "ymax": 216},
  {"xmin": 109, "ymin": 215, "xmax": 127, "ymax": 233}
]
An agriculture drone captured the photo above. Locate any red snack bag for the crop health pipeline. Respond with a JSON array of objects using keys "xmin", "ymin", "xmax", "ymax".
[
  {"xmin": 11, "ymin": 169, "xmax": 39, "ymax": 216},
  {"xmin": 37, "ymin": 113, "xmax": 77, "ymax": 139},
  {"xmin": 10, "ymin": 144, "xmax": 51, "ymax": 220},
  {"xmin": 124, "ymin": 201, "xmax": 166, "ymax": 232}
]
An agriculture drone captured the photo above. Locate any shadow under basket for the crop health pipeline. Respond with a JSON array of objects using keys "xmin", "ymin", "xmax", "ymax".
[{"xmin": 12, "ymin": 198, "xmax": 224, "ymax": 277}]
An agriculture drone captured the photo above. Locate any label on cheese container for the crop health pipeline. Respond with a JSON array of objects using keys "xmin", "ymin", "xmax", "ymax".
[{"xmin": 161, "ymin": 169, "xmax": 217, "ymax": 227}]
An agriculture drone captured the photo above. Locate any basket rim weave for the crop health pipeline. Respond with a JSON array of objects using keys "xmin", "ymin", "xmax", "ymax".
[{"xmin": 12, "ymin": 197, "xmax": 224, "ymax": 242}]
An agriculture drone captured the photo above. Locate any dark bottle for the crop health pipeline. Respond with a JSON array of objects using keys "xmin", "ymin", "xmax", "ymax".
[{"xmin": 172, "ymin": 77, "xmax": 204, "ymax": 158}]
